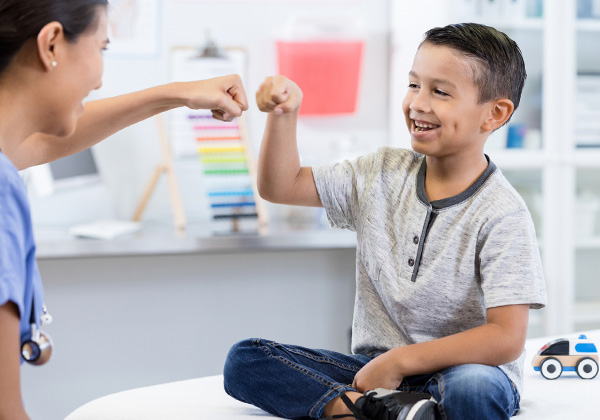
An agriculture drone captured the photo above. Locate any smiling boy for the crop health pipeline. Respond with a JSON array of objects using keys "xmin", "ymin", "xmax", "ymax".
[{"xmin": 224, "ymin": 23, "xmax": 547, "ymax": 420}]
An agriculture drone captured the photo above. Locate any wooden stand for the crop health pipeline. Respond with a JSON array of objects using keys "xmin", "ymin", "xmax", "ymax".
[
  {"xmin": 238, "ymin": 115, "xmax": 268, "ymax": 233},
  {"xmin": 132, "ymin": 115, "xmax": 186, "ymax": 233}
]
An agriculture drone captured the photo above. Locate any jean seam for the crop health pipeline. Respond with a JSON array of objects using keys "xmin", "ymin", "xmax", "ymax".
[
  {"xmin": 252, "ymin": 339, "xmax": 355, "ymax": 418},
  {"xmin": 510, "ymin": 377, "xmax": 520, "ymax": 416},
  {"xmin": 272, "ymin": 342, "xmax": 363, "ymax": 373},
  {"xmin": 495, "ymin": 366, "xmax": 520, "ymax": 417},
  {"xmin": 434, "ymin": 372, "xmax": 447, "ymax": 420},
  {"xmin": 310, "ymin": 384, "xmax": 354, "ymax": 418}
]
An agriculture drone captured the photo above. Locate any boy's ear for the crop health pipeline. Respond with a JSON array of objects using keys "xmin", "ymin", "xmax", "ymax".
[
  {"xmin": 36, "ymin": 22, "xmax": 65, "ymax": 71},
  {"xmin": 482, "ymin": 99, "xmax": 514, "ymax": 132}
]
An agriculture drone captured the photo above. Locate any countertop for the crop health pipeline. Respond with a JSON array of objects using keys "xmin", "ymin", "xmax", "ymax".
[{"xmin": 34, "ymin": 221, "xmax": 358, "ymax": 259}]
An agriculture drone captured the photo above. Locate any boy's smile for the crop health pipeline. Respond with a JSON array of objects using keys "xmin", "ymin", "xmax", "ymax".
[
  {"xmin": 402, "ymin": 43, "xmax": 493, "ymax": 159},
  {"xmin": 412, "ymin": 119, "xmax": 441, "ymax": 136}
]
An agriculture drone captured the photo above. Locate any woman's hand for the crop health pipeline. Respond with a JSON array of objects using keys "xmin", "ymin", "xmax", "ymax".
[{"xmin": 181, "ymin": 74, "xmax": 248, "ymax": 121}]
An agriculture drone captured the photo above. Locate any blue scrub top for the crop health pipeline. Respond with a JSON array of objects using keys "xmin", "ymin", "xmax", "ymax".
[{"xmin": 0, "ymin": 152, "xmax": 44, "ymax": 358}]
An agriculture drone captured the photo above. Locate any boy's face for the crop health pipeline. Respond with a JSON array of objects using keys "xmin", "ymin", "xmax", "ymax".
[{"xmin": 402, "ymin": 43, "xmax": 493, "ymax": 158}]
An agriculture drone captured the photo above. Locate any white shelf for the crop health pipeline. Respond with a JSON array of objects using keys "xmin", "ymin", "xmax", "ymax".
[
  {"xmin": 456, "ymin": 16, "xmax": 600, "ymax": 32},
  {"xmin": 490, "ymin": 149, "xmax": 600, "ymax": 169},
  {"xmin": 575, "ymin": 300, "xmax": 600, "ymax": 323},
  {"xmin": 576, "ymin": 236, "xmax": 600, "ymax": 249},
  {"xmin": 488, "ymin": 147, "xmax": 600, "ymax": 170},
  {"xmin": 573, "ymin": 148, "xmax": 600, "ymax": 167},
  {"xmin": 479, "ymin": 18, "xmax": 543, "ymax": 31},
  {"xmin": 577, "ymin": 19, "xmax": 600, "ymax": 32},
  {"xmin": 488, "ymin": 149, "xmax": 545, "ymax": 170}
]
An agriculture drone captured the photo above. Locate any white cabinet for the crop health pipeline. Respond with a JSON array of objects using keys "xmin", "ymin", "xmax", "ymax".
[{"xmin": 389, "ymin": 0, "xmax": 600, "ymax": 337}]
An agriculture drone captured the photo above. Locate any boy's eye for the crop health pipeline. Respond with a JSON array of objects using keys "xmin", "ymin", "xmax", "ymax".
[
  {"xmin": 408, "ymin": 83, "xmax": 419, "ymax": 89},
  {"xmin": 434, "ymin": 89, "xmax": 449, "ymax": 96}
]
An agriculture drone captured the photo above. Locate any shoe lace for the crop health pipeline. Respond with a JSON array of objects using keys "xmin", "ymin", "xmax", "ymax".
[{"xmin": 325, "ymin": 392, "xmax": 379, "ymax": 420}]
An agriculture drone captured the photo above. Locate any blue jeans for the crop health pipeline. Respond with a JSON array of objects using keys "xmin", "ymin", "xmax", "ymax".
[{"xmin": 223, "ymin": 339, "xmax": 520, "ymax": 420}]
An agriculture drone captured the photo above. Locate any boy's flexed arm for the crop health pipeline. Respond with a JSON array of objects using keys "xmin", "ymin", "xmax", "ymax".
[{"xmin": 255, "ymin": 76, "xmax": 322, "ymax": 207}]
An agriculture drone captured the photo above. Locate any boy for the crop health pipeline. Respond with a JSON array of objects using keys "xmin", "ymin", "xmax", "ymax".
[{"xmin": 224, "ymin": 23, "xmax": 547, "ymax": 420}]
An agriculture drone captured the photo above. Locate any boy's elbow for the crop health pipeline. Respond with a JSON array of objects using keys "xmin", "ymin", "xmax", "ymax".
[
  {"xmin": 494, "ymin": 332, "xmax": 527, "ymax": 365},
  {"xmin": 257, "ymin": 182, "xmax": 280, "ymax": 204},
  {"xmin": 501, "ymin": 343, "xmax": 525, "ymax": 364},
  {"xmin": 486, "ymin": 305, "xmax": 529, "ymax": 365},
  {"xmin": 257, "ymin": 187, "xmax": 272, "ymax": 203}
]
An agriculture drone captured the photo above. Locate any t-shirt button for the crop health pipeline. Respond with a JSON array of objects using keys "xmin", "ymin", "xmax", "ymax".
[
  {"xmin": 413, "ymin": 236, "xmax": 419, "ymax": 244},
  {"xmin": 408, "ymin": 258, "xmax": 415, "ymax": 267}
]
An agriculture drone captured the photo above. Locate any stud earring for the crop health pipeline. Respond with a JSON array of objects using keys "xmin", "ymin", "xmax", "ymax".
[{"xmin": 51, "ymin": 61, "xmax": 57, "ymax": 67}]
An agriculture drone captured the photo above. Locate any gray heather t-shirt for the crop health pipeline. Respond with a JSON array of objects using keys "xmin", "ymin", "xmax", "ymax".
[{"xmin": 312, "ymin": 147, "xmax": 547, "ymax": 398}]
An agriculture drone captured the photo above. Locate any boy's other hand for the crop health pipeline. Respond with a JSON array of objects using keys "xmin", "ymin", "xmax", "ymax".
[
  {"xmin": 256, "ymin": 76, "xmax": 302, "ymax": 115},
  {"xmin": 352, "ymin": 349, "xmax": 404, "ymax": 392},
  {"xmin": 182, "ymin": 74, "xmax": 248, "ymax": 122}
]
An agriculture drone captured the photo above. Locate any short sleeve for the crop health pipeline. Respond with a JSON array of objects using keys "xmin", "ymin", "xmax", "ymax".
[
  {"xmin": 312, "ymin": 153, "xmax": 378, "ymax": 232},
  {"xmin": 479, "ymin": 210, "xmax": 547, "ymax": 310},
  {"xmin": 0, "ymin": 173, "xmax": 28, "ymax": 321}
]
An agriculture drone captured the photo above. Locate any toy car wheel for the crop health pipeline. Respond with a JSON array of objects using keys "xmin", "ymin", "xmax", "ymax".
[
  {"xmin": 540, "ymin": 357, "xmax": 563, "ymax": 380},
  {"xmin": 576, "ymin": 357, "xmax": 599, "ymax": 380}
]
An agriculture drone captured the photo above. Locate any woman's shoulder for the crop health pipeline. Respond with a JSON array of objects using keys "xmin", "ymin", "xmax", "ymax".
[{"xmin": 0, "ymin": 153, "xmax": 27, "ymax": 205}]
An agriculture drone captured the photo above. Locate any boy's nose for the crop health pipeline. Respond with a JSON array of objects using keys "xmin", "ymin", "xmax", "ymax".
[{"xmin": 409, "ymin": 91, "xmax": 431, "ymax": 114}]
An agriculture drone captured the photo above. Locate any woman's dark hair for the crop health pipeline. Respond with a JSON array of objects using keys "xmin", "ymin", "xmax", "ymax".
[
  {"xmin": 421, "ymin": 23, "xmax": 527, "ymax": 117},
  {"xmin": 0, "ymin": 0, "xmax": 108, "ymax": 74}
]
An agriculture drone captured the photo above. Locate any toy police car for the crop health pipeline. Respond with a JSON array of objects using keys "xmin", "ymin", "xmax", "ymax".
[{"xmin": 532, "ymin": 334, "xmax": 599, "ymax": 380}]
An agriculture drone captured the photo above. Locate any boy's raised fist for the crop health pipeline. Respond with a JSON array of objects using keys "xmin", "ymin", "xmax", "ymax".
[{"xmin": 256, "ymin": 75, "xmax": 303, "ymax": 115}]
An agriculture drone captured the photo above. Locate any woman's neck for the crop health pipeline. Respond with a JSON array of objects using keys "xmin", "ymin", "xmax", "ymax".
[{"xmin": 0, "ymin": 79, "xmax": 42, "ymax": 158}]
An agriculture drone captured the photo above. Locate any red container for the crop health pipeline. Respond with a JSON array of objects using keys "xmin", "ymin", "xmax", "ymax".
[{"xmin": 277, "ymin": 40, "xmax": 364, "ymax": 116}]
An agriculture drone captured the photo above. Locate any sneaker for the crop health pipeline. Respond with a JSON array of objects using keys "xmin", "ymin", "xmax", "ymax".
[{"xmin": 333, "ymin": 388, "xmax": 438, "ymax": 420}]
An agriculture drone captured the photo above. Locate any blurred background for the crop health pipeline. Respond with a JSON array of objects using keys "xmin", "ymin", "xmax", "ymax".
[{"xmin": 19, "ymin": 0, "xmax": 600, "ymax": 418}]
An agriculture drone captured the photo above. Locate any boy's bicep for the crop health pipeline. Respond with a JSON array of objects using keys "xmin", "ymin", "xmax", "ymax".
[
  {"xmin": 486, "ymin": 305, "xmax": 529, "ymax": 334},
  {"xmin": 292, "ymin": 167, "xmax": 323, "ymax": 207}
]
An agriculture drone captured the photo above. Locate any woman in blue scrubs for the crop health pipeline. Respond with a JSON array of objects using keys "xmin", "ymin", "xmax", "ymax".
[{"xmin": 0, "ymin": 1, "xmax": 248, "ymax": 417}]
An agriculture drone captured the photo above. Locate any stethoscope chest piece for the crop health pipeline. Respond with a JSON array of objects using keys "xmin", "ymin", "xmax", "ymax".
[
  {"xmin": 21, "ymin": 327, "xmax": 53, "ymax": 365},
  {"xmin": 22, "ymin": 303, "xmax": 53, "ymax": 366}
]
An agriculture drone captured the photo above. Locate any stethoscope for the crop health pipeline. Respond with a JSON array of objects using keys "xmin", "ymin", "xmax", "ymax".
[
  {"xmin": 0, "ymin": 148, "xmax": 54, "ymax": 365},
  {"xmin": 20, "ymin": 296, "xmax": 53, "ymax": 365}
]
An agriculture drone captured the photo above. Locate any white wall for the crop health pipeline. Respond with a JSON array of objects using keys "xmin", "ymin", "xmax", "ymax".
[{"xmin": 29, "ymin": 0, "xmax": 391, "ymax": 229}]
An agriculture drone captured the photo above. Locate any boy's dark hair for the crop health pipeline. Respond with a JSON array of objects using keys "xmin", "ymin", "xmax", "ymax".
[
  {"xmin": 422, "ymin": 23, "xmax": 526, "ymax": 118},
  {"xmin": 0, "ymin": 0, "xmax": 108, "ymax": 75}
]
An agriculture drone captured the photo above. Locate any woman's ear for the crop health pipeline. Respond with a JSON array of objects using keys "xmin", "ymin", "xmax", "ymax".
[
  {"xmin": 482, "ymin": 98, "xmax": 515, "ymax": 132},
  {"xmin": 36, "ymin": 22, "xmax": 64, "ymax": 71}
]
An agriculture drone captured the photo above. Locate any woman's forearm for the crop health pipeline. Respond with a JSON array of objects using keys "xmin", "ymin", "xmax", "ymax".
[
  {"xmin": 14, "ymin": 83, "xmax": 184, "ymax": 169},
  {"xmin": 13, "ymin": 75, "xmax": 247, "ymax": 170}
]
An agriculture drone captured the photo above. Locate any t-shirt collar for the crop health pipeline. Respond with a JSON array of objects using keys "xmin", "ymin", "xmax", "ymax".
[{"xmin": 416, "ymin": 155, "xmax": 497, "ymax": 209}]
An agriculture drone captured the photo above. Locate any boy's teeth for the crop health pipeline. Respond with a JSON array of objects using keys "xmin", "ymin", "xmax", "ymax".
[{"xmin": 414, "ymin": 121, "xmax": 438, "ymax": 132}]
